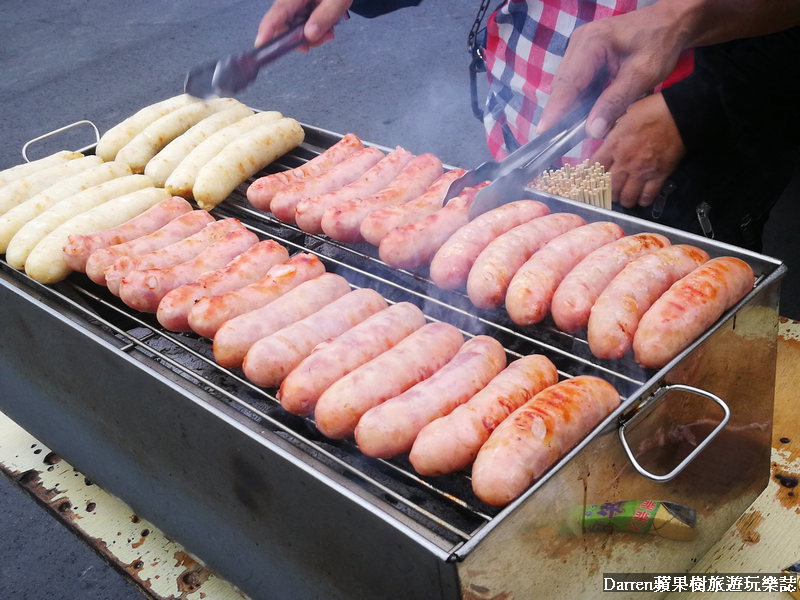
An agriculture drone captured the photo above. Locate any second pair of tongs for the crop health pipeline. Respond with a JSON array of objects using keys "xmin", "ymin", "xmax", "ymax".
[{"xmin": 443, "ymin": 76, "xmax": 605, "ymax": 219}]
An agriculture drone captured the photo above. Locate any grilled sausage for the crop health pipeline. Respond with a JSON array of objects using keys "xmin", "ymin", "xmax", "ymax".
[
  {"xmin": 104, "ymin": 218, "xmax": 243, "ymax": 296},
  {"xmin": 269, "ymin": 146, "xmax": 385, "ymax": 222},
  {"xmin": 586, "ymin": 245, "xmax": 710, "ymax": 360},
  {"xmin": 551, "ymin": 233, "xmax": 671, "ymax": 333},
  {"xmin": 247, "ymin": 133, "xmax": 364, "ymax": 211},
  {"xmin": 119, "ymin": 228, "xmax": 259, "ymax": 312},
  {"xmin": 188, "ymin": 253, "xmax": 325, "ymax": 338},
  {"xmin": 157, "ymin": 240, "xmax": 289, "ymax": 332},
  {"xmin": 5, "ymin": 174, "xmax": 155, "ymax": 271},
  {"xmin": 0, "ymin": 161, "xmax": 133, "ymax": 254},
  {"xmin": 359, "ymin": 169, "xmax": 466, "ymax": 246},
  {"xmin": 354, "ymin": 335, "xmax": 507, "ymax": 458},
  {"xmin": 505, "ymin": 222, "xmax": 624, "ymax": 326},
  {"xmin": 115, "ymin": 98, "xmax": 239, "ymax": 174},
  {"xmin": 314, "ymin": 322, "xmax": 464, "ymax": 440},
  {"xmin": 429, "ymin": 200, "xmax": 550, "ymax": 290},
  {"xmin": 165, "ymin": 111, "xmax": 283, "ymax": 199},
  {"xmin": 193, "ymin": 117, "xmax": 305, "ymax": 210},
  {"xmin": 278, "ymin": 302, "xmax": 427, "ymax": 417},
  {"xmin": 96, "ymin": 94, "xmax": 196, "ymax": 161},
  {"xmin": 85, "ymin": 210, "xmax": 216, "ymax": 285},
  {"xmin": 471, "ymin": 376, "xmax": 620, "ymax": 506},
  {"xmin": 377, "ymin": 182, "xmax": 488, "ymax": 269},
  {"xmin": 23, "ymin": 187, "xmax": 171, "ymax": 284},
  {"xmin": 466, "ymin": 212, "xmax": 586, "ymax": 310},
  {"xmin": 321, "ymin": 153, "xmax": 444, "ymax": 243},
  {"xmin": 63, "ymin": 197, "xmax": 193, "ymax": 272},
  {"xmin": 213, "ymin": 273, "xmax": 351, "ymax": 369},
  {"xmin": 409, "ymin": 354, "xmax": 558, "ymax": 476},
  {"xmin": 294, "ymin": 147, "xmax": 415, "ymax": 233},
  {"xmin": 632, "ymin": 256, "xmax": 754, "ymax": 369},
  {"xmin": 242, "ymin": 288, "xmax": 388, "ymax": 388},
  {"xmin": 0, "ymin": 150, "xmax": 82, "ymax": 188}
]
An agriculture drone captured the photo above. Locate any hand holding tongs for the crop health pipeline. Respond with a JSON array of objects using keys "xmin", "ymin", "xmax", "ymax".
[
  {"xmin": 443, "ymin": 73, "xmax": 607, "ymax": 219},
  {"xmin": 184, "ymin": 7, "xmax": 350, "ymax": 99}
]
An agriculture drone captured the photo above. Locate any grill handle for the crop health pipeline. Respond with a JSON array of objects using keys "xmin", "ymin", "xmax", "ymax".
[
  {"xmin": 22, "ymin": 119, "xmax": 100, "ymax": 162},
  {"xmin": 618, "ymin": 383, "xmax": 731, "ymax": 483}
]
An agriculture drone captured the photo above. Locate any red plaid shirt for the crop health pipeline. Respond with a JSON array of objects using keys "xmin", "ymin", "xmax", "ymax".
[{"xmin": 483, "ymin": 0, "xmax": 694, "ymax": 161}]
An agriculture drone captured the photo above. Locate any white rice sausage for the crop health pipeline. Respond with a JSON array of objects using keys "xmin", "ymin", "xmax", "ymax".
[
  {"xmin": 63, "ymin": 197, "xmax": 193, "ymax": 272},
  {"xmin": 409, "ymin": 355, "xmax": 558, "ymax": 476},
  {"xmin": 632, "ymin": 256, "xmax": 754, "ymax": 369},
  {"xmin": 294, "ymin": 147, "xmax": 415, "ymax": 234},
  {"xmin": 269, "ymin": 147, "xmax": 385, "ymax": 222},
  {"xmin": 471, "ymin": 376, "xmax": 620, "ymax": 506},
  {"xmin": 354, "ymin": 335, "xmax": 507, "ymax": 459},
  {"xmin": 505, "ymin": 222, "xmax": 624, "ymax": 326},
  {"xmin": 119, "ymin": 228, "xmax": 259, "ymax": 312},
  {"xmin": 247, "ymin": 133, "xmax": 364, "ymax": 211},
  {"xmin": 85, "ymin": 210, "xmax": 215, "ymax": 285},
  {"xmin": 466, "ymin": 212, "xmax": 586, "ymax": 310},
  {"xmin": 242, "ymin": 288, "xmax": 388, "ymax": 388},
  {"xmin": 586, "ymin": 245, "xmax": 710, "ymax": 361},
  {"xmin": 278, "ymin": 302, "xmax": 427, "ymax": 417},
  {"xmin": 359, "ymin": 168, "xmax": 467, "ymax": 246},
  {"xmin": 377, "ymin": 182, "xmax": 488, "ymax": 270},
  {"xmin": 212, "ymin": 273, "xmax": 351, "ymax": 369},
  {"xmin": 321, "ymin": 153, "xmax": 444, "ymax": 243},
  {"xmin": 429, "ymin": 200, "xmax": 551, "ymax": 290},
  {"xmin": 157, "ymin": 240, "xmax": 289, "ymax": 332},
  {"xmin": 188, "ymin": 253, "xmax": 325, "ymax": 338},
  {"xmin": 104, "ymin": 218, "xmax": 243, "ymax": 296},
  {"xmin": 314, "ymin": 322, "xmax": 464, "ymax": 440},
  {"xmin": 551, "ymin": 233, "xmax": 671, "ymax": 333},
  {"xmin": 0, "ymin": 151, "xmax": 82, "ymax": 188}
]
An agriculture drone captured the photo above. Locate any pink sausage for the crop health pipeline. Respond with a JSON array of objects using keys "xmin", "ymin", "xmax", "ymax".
[
  {"xmin": 632, "ymin": 256, "xmax": 754, "ymax": 369},
  {"xmin": 212, "ymin": 273, "xmax": 351, "ymax": 369},
  {"xmin": 85, "ymin": 210, "xmax": 216, "ymax": 285},
  {"xmin": 104, "ymin": 218, "xmax": 243, "ymax": 296},
  {"xmin": 429, "ymin": 200, "xmax": 551, "ymax": 290},
  {"xmin": 269, "ymin": 146, "xmax": 385, "ymax": 223},
  {"xmin": 505, "ymin": 221, "xmax": 624, "ymax": 326},
  {"xmin": 156, "ymin": 240, "xmax": 289, "ymax": 332},
  {"xmin": 409, "ymin": 355, "xmax": 558, "ymax": 476},
  {"xmin": 63, "ymin": 197, "xmax": 193, "ymax": 272},
  {"xmin": 118, "ymin": 228, "xmax": 259, "ymax": 312},
  {"xmin": 278, "ymin": 302, "xmax": 427, "ymax": 417},
  {"xmin": 550, "ymin": 233, "xmax": 671, "ymax": 333},
  {"xmin": 466, "ymin": 213, "xmax": 586, "ymax": 310},
  {"xmin": 471, "ymin": 376, "xmax": 620, "ymax": 506},
  {"xmin": 187, "ymin": 253, "xmax": 325, "ymax": 338},
  {"xmin": 586, "ymin": 245, "xmax": 709, "ymax": 360},
  {"xmin": 354, "ymin": 335, "xmax": 507, "ymax": 459},
  {"xmin": 246, "ymin": 133, "xmax": 364, "ymax": 211},
  {"xmin": 314, "ymin": 322, "xmax": 464, "ymax": 440},
  {"xmin": 242, "ymin": 289, "xmax": 388, "ymax": 388},
  {"xmin": 377, "ymin": 182, "xmax": 488, "ymax": 270},
  {"xmin": 321, "ymin": 153, "xmax": 444, "ymax": 243},
  {"xmin": 359, "ymin": 169, "xmax": 466, "ymax": 246},
  {"xmin": 294, "ymin": 147, "xmax": 415, "ymax": 234}
]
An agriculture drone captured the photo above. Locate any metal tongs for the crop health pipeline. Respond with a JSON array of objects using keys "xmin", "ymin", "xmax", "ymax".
[
  {"xmin": 443, "ymin": 74, "xmax": 606, "ymax": 219},
  {"xmin": 185, "ymin": 7, "xmax": 350, "ymax": 99}
]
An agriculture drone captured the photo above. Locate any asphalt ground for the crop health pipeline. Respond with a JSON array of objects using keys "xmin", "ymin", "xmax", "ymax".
[{"xmin": 0, "ymin": 1, "xmax": 798, "ymax": 598}]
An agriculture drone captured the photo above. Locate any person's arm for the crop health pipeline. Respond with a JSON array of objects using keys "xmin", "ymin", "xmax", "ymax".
[{"xmin": 537, "ymin": 0, "xmax": 800, "ymax": 139}]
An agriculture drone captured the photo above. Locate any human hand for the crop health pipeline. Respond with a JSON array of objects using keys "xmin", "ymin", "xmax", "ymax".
[
  {"xmin": 537, "ymin": 3, "xmax": 688, "ymax": 139},
  {"xmin": 255, "ymin": 0, "xmax": 352, "ymax": 50},
  {"xmin": 591, "ymin": 93, "xmax": 686, "ymax": 208}
]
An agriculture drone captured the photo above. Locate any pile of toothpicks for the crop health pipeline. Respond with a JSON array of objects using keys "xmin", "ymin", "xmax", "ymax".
[{"xmin": 531, "ymin": 160, "xmax": 612, "ymax": 210}]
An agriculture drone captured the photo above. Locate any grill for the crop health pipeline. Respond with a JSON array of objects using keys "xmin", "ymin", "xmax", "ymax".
[{"xmin": 0, "ymin": 122, "xmax": 787, "ymax": 599}]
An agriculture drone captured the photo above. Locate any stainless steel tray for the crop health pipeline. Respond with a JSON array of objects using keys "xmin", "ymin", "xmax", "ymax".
[{"xmin": 0, "ymin": 122, "xmax": 786, "ymax": 599}]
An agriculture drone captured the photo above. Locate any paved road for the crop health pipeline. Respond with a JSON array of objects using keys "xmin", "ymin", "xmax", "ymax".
[{"xmin": 0, "ymin": 0, "xmax": 797, "ymax": 598}]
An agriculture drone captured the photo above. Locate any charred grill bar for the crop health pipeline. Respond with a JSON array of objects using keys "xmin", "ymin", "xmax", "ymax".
[{"xmin": 0, "ymin": 123, "xmax": 787, "ymax": 599}]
